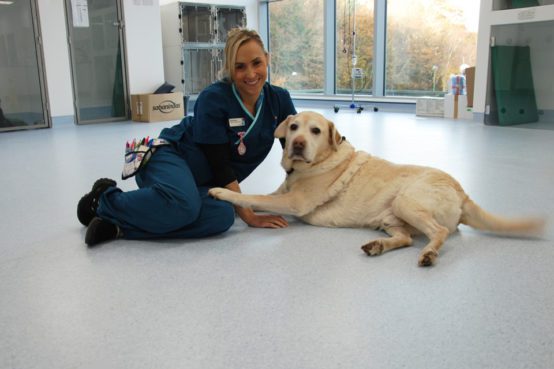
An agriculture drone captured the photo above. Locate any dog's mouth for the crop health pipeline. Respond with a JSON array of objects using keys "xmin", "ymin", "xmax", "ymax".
[
  {"xmin": 289, "ymin": 154, "xmax": 311, "ymax": 163},
  {"xmin": 286, "ymin": 141, "xmax": 314, "ymax": 163}
]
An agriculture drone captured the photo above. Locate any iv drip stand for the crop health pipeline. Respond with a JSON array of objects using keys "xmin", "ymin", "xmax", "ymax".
[{"xmin": 334, "ymin": 0, "xmax": 377, "ymax": 114}]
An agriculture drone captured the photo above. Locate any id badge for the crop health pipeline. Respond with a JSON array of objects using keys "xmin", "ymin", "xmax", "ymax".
[{"xmin": 229, "ymin": 118, "xmax": 245, "ymax": 128}]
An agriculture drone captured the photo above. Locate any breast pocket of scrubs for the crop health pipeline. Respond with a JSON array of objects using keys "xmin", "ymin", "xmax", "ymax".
[{"xmin": 227, "ymin": 117, "xmax": 247, "ymax": 141}]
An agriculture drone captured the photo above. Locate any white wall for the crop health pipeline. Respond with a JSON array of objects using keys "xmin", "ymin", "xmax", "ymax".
[
  {"xmin": 38, "ymin": 0, "xmax": 74, "ymax": 117},
  {"xmin": 37, "ymin": 0, "xmax": 166, "ymax": 120},
  {"xmin": 123, "ymin": 0, "xmax": 165, "ymax": 94}
]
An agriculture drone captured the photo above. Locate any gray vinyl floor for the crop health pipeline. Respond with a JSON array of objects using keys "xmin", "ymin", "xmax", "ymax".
[{"xmin": 1, "ymin": 108, "xmax": 553, "ymax": 369}]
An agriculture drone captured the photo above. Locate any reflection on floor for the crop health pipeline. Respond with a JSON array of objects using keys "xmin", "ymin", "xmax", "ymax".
[{"xmin": 1, "ymin": 108, "xmax": 553, "ymax": 369}]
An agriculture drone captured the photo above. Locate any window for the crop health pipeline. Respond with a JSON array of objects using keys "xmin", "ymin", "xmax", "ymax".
[
  {"xmin": 336, "ymin": 0, "xmax": 374, "ymax": 95},
  {"xmin": 268, "ymin": 0, "xmax": 479, "ymax": 98},
  {"xmin": 386, "ymin": 0, "xmax": 478, "ymax": 97},
  {"xmin": 268, "ymin": 0, "xmax": 324, "ymax": 93}
]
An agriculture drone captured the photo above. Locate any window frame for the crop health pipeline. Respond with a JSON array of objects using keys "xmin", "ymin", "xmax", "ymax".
[
  {"xmin": 263, "ymin": 0, "xmax": 475, "ymax": 101},
  {"xmin": 263, "ymin": 0, "xmax": 388, "ymax": 98}
]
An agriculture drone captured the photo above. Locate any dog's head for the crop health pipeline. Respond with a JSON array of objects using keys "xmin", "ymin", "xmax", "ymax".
[{"xmin": 274, "ymin": 111, "xmax": 342, "ymax": 171}]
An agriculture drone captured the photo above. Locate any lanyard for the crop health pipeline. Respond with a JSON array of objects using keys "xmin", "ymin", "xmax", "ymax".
[{"xmin": 232, "ymin": 84, "xmax": 264, "ymax": 145}]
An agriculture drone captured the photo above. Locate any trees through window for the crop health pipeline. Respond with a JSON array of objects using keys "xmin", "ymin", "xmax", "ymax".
[
  {"xmin": 268, "ymin": 0, "xmax": 478, "ymax": 97},
  {"xmin": 269, "ymin": 0, "xmax": 324, "ymax": 93}
]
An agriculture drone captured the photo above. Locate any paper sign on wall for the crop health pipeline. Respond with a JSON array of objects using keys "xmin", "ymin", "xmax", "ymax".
[{"xmin": 71, "ymin": 0, "xmax": 90, "ymax": 28}]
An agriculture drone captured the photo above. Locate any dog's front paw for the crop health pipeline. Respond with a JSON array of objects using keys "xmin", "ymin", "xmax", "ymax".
[{"xmin": 208, "ymin": 187, "xmax": 234, "ymax": 201}]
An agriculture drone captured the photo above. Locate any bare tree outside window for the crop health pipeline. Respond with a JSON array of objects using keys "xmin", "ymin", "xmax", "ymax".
[
  {"xmin": 269, "ymin": 0, "xmax": 478, "ymax": 97},
  {"xmin": 336, "ymin": 0, "xmax": 374, "ymax": 95},
  {"xmin": 386, "ymin": 0, "xmax": 478, "ymax": 96},
  {"xmin": 269, "ymin": 0, "xmax": 324, "ymax": 93}
]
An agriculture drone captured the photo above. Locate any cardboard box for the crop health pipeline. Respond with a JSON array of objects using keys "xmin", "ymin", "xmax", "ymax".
[
  {"xmin": 131, "ymin": 92, "xmax": 184, "ymax": 122},
  {"xmin": 416, "ymin": 97, "xmax": 444, "ymax": 117},
  {"xmin": 465, "ymin": 66, "xmax": 475, "ymax": 107}
]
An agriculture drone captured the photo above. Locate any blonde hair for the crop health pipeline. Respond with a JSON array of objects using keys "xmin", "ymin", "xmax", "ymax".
[{"xmin": 221, "ymin": 28, "xmax": 268, "ymax": 82}]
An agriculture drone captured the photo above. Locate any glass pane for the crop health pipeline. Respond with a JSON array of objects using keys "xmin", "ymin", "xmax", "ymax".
[
  {"xmin": 182, "ymin": 5, "xmax": 212, "ymax": 43},
  {"xmin": 0, "ymin": 0, "xmax": 47, "ymax": 130},
  {"xmin": 184, "ymin": 48, "xmax": 215, "ymax": 95},
  {"xmin": 488, "ymin": 21, "xmax": 554, "ymax": 126},
  {"xmin": 69, "ymin": 0, "xmax": 126, "ymax": 122},
  {"xmin": 269, "ymin": 0, "xmax": 324, "ymax": 94},
  {"xmin": 493, "ymin": 0, "xmax": 554, "ymax": 11},
  {"xmin": 336, "ymin": 0, "xmax": 374, "ymax": 95},
  {"xmin": 386, "ymin": 0, "xmax": 479, "ymax": 97},
  {"xmin": 217, "ymin": 7, "xmax": 245, "ymax": 43}
]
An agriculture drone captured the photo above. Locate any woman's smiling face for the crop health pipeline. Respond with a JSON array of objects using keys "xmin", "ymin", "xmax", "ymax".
[{"xmin": 232, "ymin": 40, "xmax": 268, "ymax": 103}]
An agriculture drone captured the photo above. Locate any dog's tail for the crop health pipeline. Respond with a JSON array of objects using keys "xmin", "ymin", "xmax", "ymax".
[{"xmin": 460, "ymin": 198, "xmax": 545, "ymax": 236}]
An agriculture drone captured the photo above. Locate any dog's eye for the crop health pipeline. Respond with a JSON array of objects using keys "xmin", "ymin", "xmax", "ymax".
[
  {"xmin": 311, "ymin": 127, "xmax": 321, "ymax": 135},
  {"xmin": 290, "ymin": 124, "xmax": 298, "ymax": 131}
]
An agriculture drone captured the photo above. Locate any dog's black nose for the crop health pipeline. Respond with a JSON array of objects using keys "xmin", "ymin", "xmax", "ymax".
[{"xmin": 292, "ymin": 140, "xmax": 305, "ymax": 155}]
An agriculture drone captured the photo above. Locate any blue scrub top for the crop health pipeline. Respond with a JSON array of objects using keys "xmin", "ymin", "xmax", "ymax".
[{"xmin": 159, "ymin": 81, "xmax": 297, "ymax": 186}]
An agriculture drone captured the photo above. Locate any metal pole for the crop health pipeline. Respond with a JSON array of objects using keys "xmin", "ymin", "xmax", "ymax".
[{"xmin": 351, "ymin": 0, "xmax": 356, "ymax": 105}]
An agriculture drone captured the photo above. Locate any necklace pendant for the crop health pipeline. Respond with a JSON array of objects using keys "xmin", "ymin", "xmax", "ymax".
[
  {"xmin": 238, "ymin": 140, "xmax": 246, "ymax": 156},
  {"xmin": 237, "ymin": 131, "xmax": 247, "ymax": 156}
]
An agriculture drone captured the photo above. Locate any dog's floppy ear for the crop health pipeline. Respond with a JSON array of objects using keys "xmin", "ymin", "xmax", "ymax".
[
  {"xmin": 274, "ymin": 114, "xmax": 295, "ymax": 138},
  {"xmin": 327, "ymin": 120, "xmax": 342, "ymax": 151}
]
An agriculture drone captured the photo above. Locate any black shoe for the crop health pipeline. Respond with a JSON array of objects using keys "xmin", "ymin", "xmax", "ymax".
[
  {"xmin": 77, "ymin": 178, "xmax": 116, "ymax": 226},
  {"xmin": 85, "ymin": 217, "xmax": 118, "ymax": 246}
]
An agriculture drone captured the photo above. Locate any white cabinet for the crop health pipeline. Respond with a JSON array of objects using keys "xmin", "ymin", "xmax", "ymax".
[
  {"xmin": 473, "ymin": 0, "xmax": 554, "ymax": 126},
  {"xmin": 161, "ymin": 2, "xmax": 246, "ymax": 98}
]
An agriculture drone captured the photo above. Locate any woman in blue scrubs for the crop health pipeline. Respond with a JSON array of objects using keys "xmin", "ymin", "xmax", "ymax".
[{"xmin": 77, "ymin": 28, "xmax": 297, "ymax": 246}]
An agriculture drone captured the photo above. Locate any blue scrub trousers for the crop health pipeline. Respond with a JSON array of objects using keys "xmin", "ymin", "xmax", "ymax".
[{"xmin": 96, "ymin": 145, "xmax": 235, "ymax": 239}]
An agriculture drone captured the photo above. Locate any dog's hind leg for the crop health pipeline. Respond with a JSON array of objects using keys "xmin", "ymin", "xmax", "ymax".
[
  {"xmin": 361, "ymin": 225, "xmax": 413, "ymax": 256},
  {"xmin": 415, "ymin": 218, "xmax": 449, "ymax": 267},
  {"xmin": 392, "ymin": 198, "xmax": 450, "ymax": 266}
]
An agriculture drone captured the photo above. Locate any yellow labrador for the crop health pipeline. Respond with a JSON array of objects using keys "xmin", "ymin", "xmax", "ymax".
[{"xmin": 209, "ymin": 111, "xmax": 545, "ymax": 266}]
